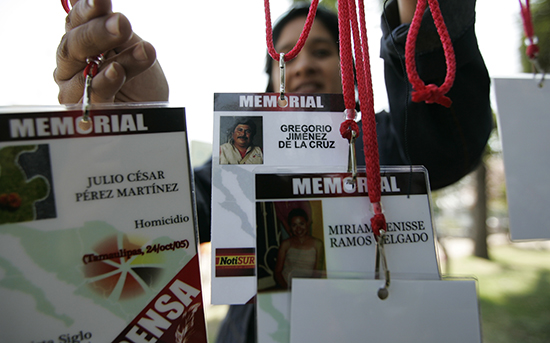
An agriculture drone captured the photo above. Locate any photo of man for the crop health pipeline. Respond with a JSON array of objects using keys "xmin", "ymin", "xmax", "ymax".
[{"xmin": 219, "ymin": 117, "xmax": 263, "ymax": 165}]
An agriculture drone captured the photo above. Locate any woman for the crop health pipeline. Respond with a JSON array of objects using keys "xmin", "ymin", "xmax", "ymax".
[
  {"xmin": 55, "ymin": 0, "xmax": 491, "ymax": 190},
  {"xmin": 55, "ymin": 1, "xmax": 492, "ymax": 342},
  {"xmin": 274, "ymin": 208, "xmax": 324, "ymax": 289}
]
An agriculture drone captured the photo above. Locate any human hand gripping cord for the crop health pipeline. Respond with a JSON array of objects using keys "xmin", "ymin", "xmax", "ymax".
[{"xmin": 405, "ymin": 0, "xmax": 456, "ymax": 108}]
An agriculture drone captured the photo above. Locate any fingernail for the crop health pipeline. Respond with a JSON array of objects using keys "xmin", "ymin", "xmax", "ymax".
[
  {"xmin": 133, "ymin": 42, "xmax": 148, "ymax": 61},
  {"xmin": 88, "ymin": 0, "xmax": 94, "ymax": 8},
  {"xmin": 105, "ymin": 63, "xmax": 118, "ymax": 80},
  {"xmin": 105, "ymin": 14, "xmax": 120, "ymax": 36}
]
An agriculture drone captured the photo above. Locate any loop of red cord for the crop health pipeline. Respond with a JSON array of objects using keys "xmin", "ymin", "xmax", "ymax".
[
  {"xmin": 405, "ymin": 0, "xmax": 456, "ymax": 108},
  {"xmin": 265, "ymin": 0, "xmax": 319, "ymax": 62},
  {"xmin": 519, "ymin": 0, "xmax": 540, "ymax": 60},
  {"xmin": 84, "ymin": 57, "xmax": 102, "ymax": 78},
  {"xmin": 337, "ymin": 0, "xmax": 385, "ymax": 238},
  {"xmin": 61, "ymin": 0, "xmax": 71, "ymax": 13},
  {"xmin": 339, "ymin": 120, "xmax": 359, "ymax": 141}
]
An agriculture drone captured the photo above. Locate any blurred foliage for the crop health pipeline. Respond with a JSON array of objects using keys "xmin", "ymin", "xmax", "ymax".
[
  {"xmin": 520, "ymin": 0, "xmax": 550, "ymax": 73},
  {"xmin": 450, "ymin": 245, "xmax": 550, "ymax": 343}
]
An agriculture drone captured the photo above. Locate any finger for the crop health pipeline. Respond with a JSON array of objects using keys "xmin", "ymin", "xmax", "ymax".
[
  {"xmin": 66, "ymin": 0, "xmax": 143, "ymax": 55},
  {"xmin": 57, "ymin": 62, "xmax": 126, "ymax": 104},
  {"xmin": 55, "ymin": 12, "xmax": 133, "ymax": 81},
  {"xmin": 89, "ymin": 62, "xmax": 126, "ymax": 102},
  {"xmin": 102, "ymin": 41, "xmax": 157, "ymax": 83},
  {"xmin": 56, "ymin": 72, "xmax": 86, "ymax": 105},
  {"xmin": 117, "ymin": 62, "xmax": 170, "ymax": 102},
  {"xmin": 65, "ymin": 0, "xmax": 112, "ymax": 31},
  {"xmin": 55, "ymin": 39, "xmax": 158, "ymax": 104},
  {"xmin": 55, "ymin": 40, "xmax": 156, "ymax": 104}
]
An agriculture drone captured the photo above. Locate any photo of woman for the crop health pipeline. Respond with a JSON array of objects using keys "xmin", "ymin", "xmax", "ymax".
[
  {"xmin": 256, "ymin": 200, "xmax": 325, "ymax": 291},
  {"xmin": 274, "ymin": 207, "xmax": 324, "ymax": 289}
]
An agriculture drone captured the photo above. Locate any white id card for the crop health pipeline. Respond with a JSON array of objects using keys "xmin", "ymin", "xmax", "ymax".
[
  {"xmin": 290, "ymin": 278, "xmax": 481, "ymax": 343},
  {"xmin": 493, "ymin": 75, "xmax": 550, "ymax": 240},
  {"xmin": 211, "ymin": 93, "xmax": 348, "ymax": 304},
  {"xmin": 255, "ymin": 167, "xmax": 441, "ymax": 343},
  {"xmin": 0, "ymin": 106, "xmax": 207, "ymax": 343}
]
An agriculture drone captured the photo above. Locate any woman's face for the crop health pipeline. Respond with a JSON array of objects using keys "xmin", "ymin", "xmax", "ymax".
[
  {"xmin": 290, "ymin": 215, "xmax": 309, "ymax": 238},
  {"xmin": 271, "ymin": 16, "xmax": 342, "ymax": 94}
]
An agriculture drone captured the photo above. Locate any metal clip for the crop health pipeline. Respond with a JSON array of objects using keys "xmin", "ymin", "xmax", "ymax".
[
  {"xmin": 78, "ymin": 55, "xmax": 103, "ymax": 131},
  {"xmin": 79, "ymin": 73, "xmax": 93, "ymax": 131},
  {"xmin": 529, "ymin": 57, "xmax": 546, "ymax": 88},
  {"xmin": 279, "ymin": 52, "xmax": 286, "ymax": 102},
  {"xmin": 347, "ymin": 130, "xmax": 357, "ymax": 182},
  {"xmin": 344, "ymin": 108, "xmax": 358, "ymax": 185},
  {"xmin": 375, "ymin": 229, "xmax": 390, "ymax": 300}
]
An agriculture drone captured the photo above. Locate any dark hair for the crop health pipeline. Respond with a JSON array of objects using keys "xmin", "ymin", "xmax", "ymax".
[
  {"xmin": 265, "ymin": 3, "xmax": 339, "ymax": 92},
  {"xmin": 227, "ymin": 117, "xmax": 257, "ymax": 142},
  {"xmin": 287, "ymin": 208, "xmax": 309, "ymax": 226}
]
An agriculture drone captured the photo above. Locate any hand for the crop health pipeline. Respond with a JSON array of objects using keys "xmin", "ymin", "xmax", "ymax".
[{"xmin": 54, "ymin": 0, "xmax": 169, "ymax": 104}]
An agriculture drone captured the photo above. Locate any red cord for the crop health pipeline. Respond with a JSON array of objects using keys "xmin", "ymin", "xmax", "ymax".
[
  {"xmin": 337, "ymin": 0, "xmax": 355, "ymax": 110},
  {"xmin": 61, "ymin": 0, "xmax": 71, "ymax": 13},
  {"xmin": 337, "ymin": 1, "xmax": 359, "ymax": 142},
  {"xmin": 519, "ymin": 0, "xmax": 540, "ymax": 60},
  {"xmin": 265, "ymin": 0, "xmax": 319, "ymax": 62},
  {"xmin": 405, "ymin": 0, "xmax": 456, "ymax": 108},
  {"xmin": 83, "ymin": 61, "xmax": 99, "ymax": 78},
  {"xmin": 337, "ymin": 0, "xmax": 385, "ymax": 238}
]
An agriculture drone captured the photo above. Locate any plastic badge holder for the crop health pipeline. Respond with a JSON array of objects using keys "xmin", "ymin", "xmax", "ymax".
[
  {"xmin": 254, "ymin": 166, "xmax": 442, "ymax": 343},
  {"xmin": 0, "ymin": 103, "xmax": 207, "ymax": 343}
]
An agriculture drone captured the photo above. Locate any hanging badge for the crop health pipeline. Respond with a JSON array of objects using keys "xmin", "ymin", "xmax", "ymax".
[
  {"xmin": 494, "ymin": 75, "xmax": 550, "ymax": 240},
  {"xmin": 254, "ymin": 166, "xmax": 440, "ymax": 343},
  {"xmin": 0, "ymin": 105, "xmax": 207, "ymax": 342},
  {"xmin": 211, "ymin": 92, "xmax": 348, "ymax": 304}
]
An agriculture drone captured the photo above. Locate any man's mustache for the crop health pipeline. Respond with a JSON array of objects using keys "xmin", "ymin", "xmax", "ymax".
[{"xmin": 237, "ymin": 135, "xmax": 249, "ymax": 139}]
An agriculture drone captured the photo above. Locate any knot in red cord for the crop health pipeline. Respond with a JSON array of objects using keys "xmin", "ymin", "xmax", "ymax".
[
  {"xmin": 412, "ymin": 84, "xmax": 452, "ymax": 108},
  {"xmin": 371, "ymin": 213, "xmax": 386, "ymax": 237},
  {"xmin": 83, "ymin": 63, "xmax": 99, "ymax": 78},
  {"xmin": 339, "ymin": 120, "xmax": 359, "ymax": 142},
  {"xmin": 405, "ymin": 0, "xmax": 455, "ymax": 108},
  {"xmin": 526, "ymin": 44, "xmax": 540, "ymax": 60},
  {"xmin": 83, "ymin": 54, "xmax": 104, "ymax": 78}
]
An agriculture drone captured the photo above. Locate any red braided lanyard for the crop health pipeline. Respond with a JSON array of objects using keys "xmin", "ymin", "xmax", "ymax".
[
  {"xmin": 61, "ymin": 0, "xmax": 103, "ymax": 78},
  {"xmin": 265, "ymin": 0, "xmax": 319, "ymax": 63},
  {"xmin": 61, "ymin": 0, "xmax": 71, "ymax": 14},
  {"xmin": 405, "ymin": 0, "xmax": 455, "ymax": 108},
  {"xmin": 519, "ymin": 0, "xmax": 543, "ymax": 71},
  {"xmin": 338, "ymin": 0, "xmax": 385, "ymax": 238}
]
